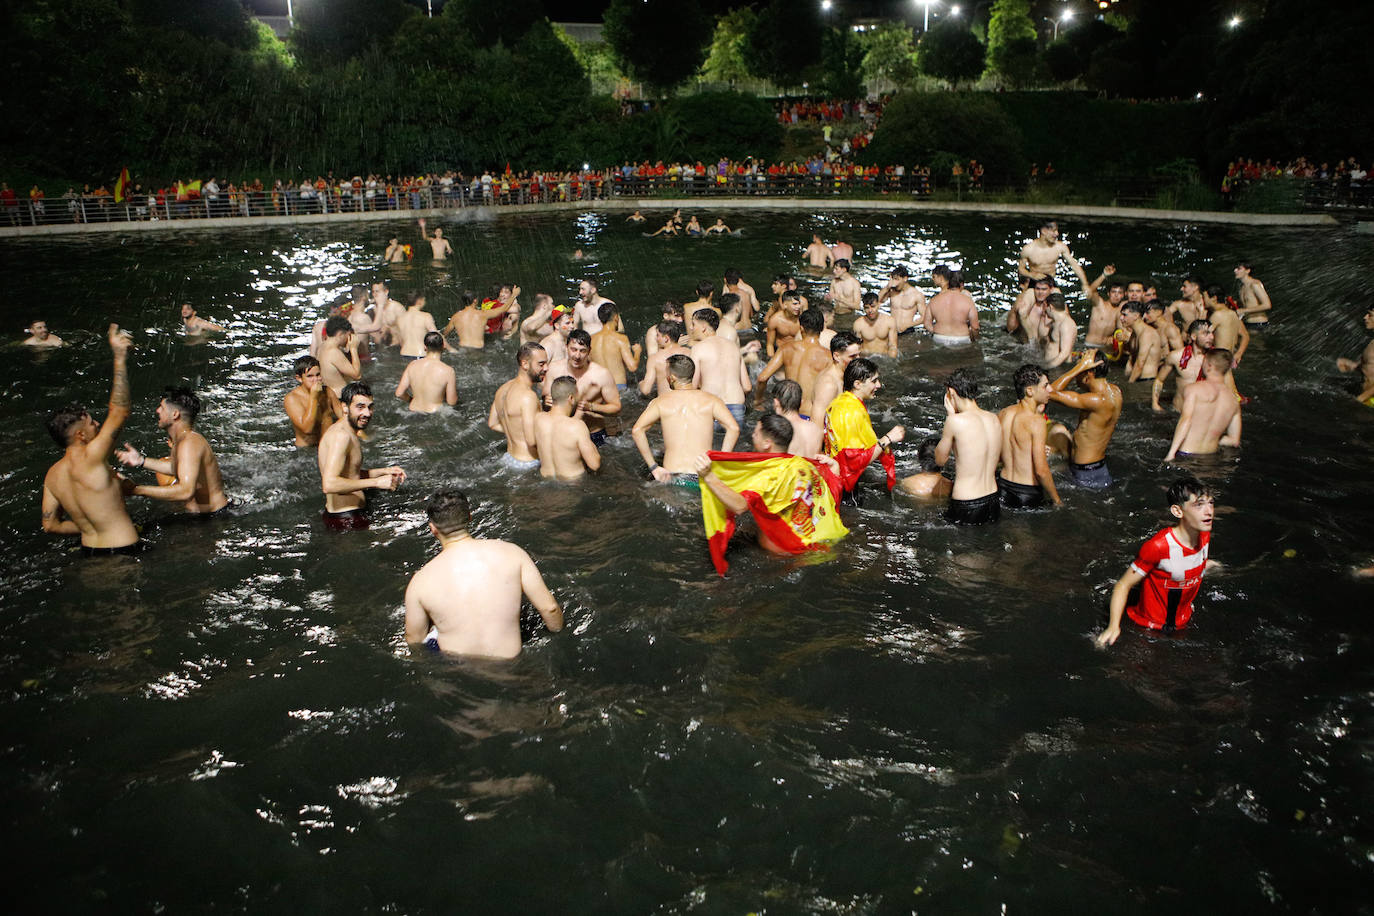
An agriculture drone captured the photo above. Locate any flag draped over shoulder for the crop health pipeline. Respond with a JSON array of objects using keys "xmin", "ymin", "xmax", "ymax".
[
  {"xmin": 114, "ymin": 167, "xmax": 129, "ymax": 203},
  {"xmin": 700, "ymin": 451, "xmax": 848, "ymax": 577},
  {"xmin": 823, "ymin": 391, "xmax": 896, "ymax": 492}
]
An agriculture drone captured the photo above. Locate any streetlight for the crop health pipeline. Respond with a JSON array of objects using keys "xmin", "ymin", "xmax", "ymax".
[
  {"xmin": 950, "ymin": 4, "xmax": 961, "ymax": 14},
  {"xmin": 1228, "ymin": 15, "xmax": 1242, "ymax": 28},
  {"xmin": 916, "ymin": 0, "xmax": 937, "ymax": 32},
  {"xmin": 821, "ymin": 0, "xmax": 832, "ymax": 10},
  {"xmin": 1052, "ymin": 8, "xmax": 1074, "ymax": 40}
]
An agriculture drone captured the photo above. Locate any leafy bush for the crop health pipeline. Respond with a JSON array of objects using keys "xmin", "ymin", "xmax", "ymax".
[{"xmin": 859, "ymin": 92, "xmax": 1026, "ymax": 184}]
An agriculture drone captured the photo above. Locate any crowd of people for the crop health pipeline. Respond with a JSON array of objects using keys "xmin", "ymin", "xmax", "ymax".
[
  {"xmin": 774, "ymin": 96, "xmax": 886, "ymax": 126},
  {"xmin": 31, "ymin": 214, "xmax": 1374, "ymax": 660},
  {"xmin": 1221, "ymin": 155, "xmax": 1370, "ymax": 206}
]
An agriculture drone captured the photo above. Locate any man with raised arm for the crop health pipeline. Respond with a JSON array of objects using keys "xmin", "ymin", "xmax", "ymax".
[
  {"xmin": 935, "ymin": 368, "xmax": 1002, "ymax": 525},
  {"xmin": 1017, "ymin": 219, "xmax": 1081, "ymax": 282},
  {"xmin": 417, "ymin": 218, "xmax": 452, "ymax": 259},
  {"xmin": 1165, "ymin": 349, "xmax": 1242, "ymax": 461},
  {"xmin": 997, "ymin": 365, "xmax": 1062, "ymax": 510},
  {"xmin": 542, "ymin": 329, "xmax": 622, "ymax": 445},
  {"xmin": 317, "ymin": 382, "xmax": 406, "ymax": 530},
  {"xmin": 489, "ymin": 342, "xmax": 548, "ymax": 471},
  {"xmin": 395, "ymin": 331, "xmax": 457, "ymax": 413},
  {"xmin": 878, "ymin": 265, "xmax": 925, "ymax": 335},
  {"xmin": 852, "ymin": 291, "xmax": 899, "ymax": 357},
  {"xmin": 445, "ymin": 291, "xmax": 509, "ymax": 350},
  {"xmin": 753, "ymin": 307, "xmax": 831, "ymax": 415},
  {"xmin": 534, "ymin": 376, "xmax": 602, "ymax": 482},
  {"xmin": 1075, "ymin": 264, "xmax": 1125, "ymax": 349},
  {"xmin": 115, "ymin": 387, "xmax": 229, "ymax": 516},
  {"xmin": 41, "ymin": 325, "xmax": 142, "ymax": 555},
  {"xmin": 284, "ymin": 356, "xmax": 345, "ymax": 447},
  {"xmin": 923, "ymin": 266, "xmax": 979, "ymax": 346},
  {"xmin": 1048, "ymin": 351, "xmax": 1122, "ymax": 489},
  {"xmin": 1335, "ymin": 306, "xmax": 1374, "ymax": 406},
  {"xmin": 1009, "ymin": 277, "xmax": 1051, "ymax": 347},
  {"xmin": 589, "ymin": 302, "xmax": 641, "ymax": 393},
  {"xmin": 519, "ymin": 293, "xmax": 558, "ymax": 347},
  {"xmin": 405, "ymin": 488, "xmax": 563, "ymax": 659},
  {"xmin": 634, "ymin": 354, "xmax": 739, "ymax": 485}
]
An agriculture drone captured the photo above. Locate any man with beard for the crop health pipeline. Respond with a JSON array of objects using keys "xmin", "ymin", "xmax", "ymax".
[
  {"xmin": 115, "ymin": 387, "xmax": 229, "ymax": 516},
  {"xmin": 489, "ymin": 343, "xmax": 550, "ymax": 470},
  {"xmin": 317, "ymin": 382, "xmax": 406, "ymax": 530}
]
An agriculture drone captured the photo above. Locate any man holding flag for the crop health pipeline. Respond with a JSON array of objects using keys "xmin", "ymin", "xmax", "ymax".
[{"xmin": 823, "ymin": 357, "xmax": 905, "ymax": 499}]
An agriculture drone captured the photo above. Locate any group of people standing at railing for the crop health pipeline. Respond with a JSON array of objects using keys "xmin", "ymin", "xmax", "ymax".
[
  {"xmin": 775, "ymin": 95, "xmax": 887, "ymax": 126},
  {"xmin": 1221, "ymin": 155, "xmax": 1369, "ymax": 205}
]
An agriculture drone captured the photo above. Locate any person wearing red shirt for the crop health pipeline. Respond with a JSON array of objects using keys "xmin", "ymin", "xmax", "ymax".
[{"xmin": 1098, "ymin": 477, "xmax": 1218, "ymax": 648}]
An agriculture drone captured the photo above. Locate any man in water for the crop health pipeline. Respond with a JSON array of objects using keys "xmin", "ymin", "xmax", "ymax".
[
  {"xmin": 722, "ymin": 268, "xmax": 758, "ymax": 326},
  {"xmin": 372, "ymin": 281, "xmax": 406, "ymax": 346},
  {"xmin": 753, "ymin": 307, "xmax": 830, "ymax": 415},
  {"xmin": 924, "ymin": 266, "xmax": 979, "ymax": 345},
  {"xmin": 831, "ymin": 238, "xmax": 855, "ymax": 264},
  {"xmin": 1008, "ymin": 277, "xmax": 1051, "ymax": 347},
  {"xmin": 573, "ymin": 279, "xmax": 615, "ymax": 333},
  {"xmin": 395, "ymin": 291, "xmax": 440, "ymax": 359},
  {"xmin": 878, "ymin": 265, "xmax": 925, "ymax": 334},
  {"xmin": 1121, "ymin": 302, "xmax": 1163, "ymax": 383},
  {"xmin": 1205, "ymin": 285, "xmax": 1250, "ymax": 365},
  {"xmin": 689, "ymin": 308, "xmax": 749, "ymax": 429},
  {"xmin": 542, "ymin": 330, "xmax": 621, "ymax": 445},
  {"xmin": 805, "ymin": 233, "xmax": 833, "ymax": 269},
  {"xmin": 1234, "ymin": 261, "xmax": 1273, "ymax": 327},
  {"xmin": 384, "ymin": 237, "xmax": 407, "ymax": 263},
  {"xmin": 770, "ymin": 378, "xmax": 823, "ymax": 456},
  {"xmin": 897, "ymin": 438, "xmax": 954, "ymax": 499},
  {"xmin": 589, "ymin": 302, "xmax": 641, "ymax": 393},
  {"xmin": 116, "ymin": 387, "xmax": 229, "ymax": 516},
  {"xmin": 41, "ymin": 325, "xmax": 141, "ymax": 555},
  {"xmin": 1153, "ymin": 319, "xmax": 1215, "ymax": 413},
  {"xmin": 1048, "ymin": 351, "xmax": 1122, "ymax": 488},
  {"xmin": 1169, "ymin": 275, "xmax": 1209, "ymax": 329},
  {"xmin": 1042, "ymin": 292, "xmax": 1077, "ymax": 369},
  {"xmin": 633, "ymin": 354, "xmax": 739, "ymax": 484},
  {"xmin": 1145, "ymin": 298, "xmax": 1182, "ymax": 352},
  {"xmin": 489, "ymin": 343, "xmax": 548, "ymax": 471},
  {"xmin": 418, "ymin": 218, "xmax": 452, "ymax": 259},
  {"xmin": 341, "ymin": 287, "xmax": 383, "ymax": 360},
  {"xmin": 824, "ymin": 357, "xmax": 905, "ymax": 497},
  {"xmin": 640, "ymin": 320, "xmax": 691, "ymax": 398},
  {"xmin": 318, "ymin": 315, "xmax": 363, "ymax": 398},
  {"xmin": 519, "ymin": 293, "xmax": 558, "ymax": 347},
  {"xmin": 1165, "ymin": 349, "xmax": 1242, "ymax": 461},
  {"xmin": 180, "ymin": 303, "xmax": 225, "ymax": 335},
  {"xmin": 765, "ymin": 290, "xmax": 803, "ymax": 357},
  {"xmin": 404, "ymin": 488, "xmax": 563, "ymax": 658},
  {"xmin": 935, "ymin": 368, "xmax": 1002, "ymax": 524},
  {"xmin": 1077, "ymin": 264, "xmax": 1125, "ymax": 349},
  {"xmin": 1097, "ymin": 477, "xmax": 1217, "ymax": 648},
  {"xmin": 284, "ymin": 355, "xmax": 344, "ymax": 447},
  {"xmin": 828, "ymin": 258, "xmax": 862, "ymax": 315},
  {"xmin": 812, "ymin": 331, "xmax": 862, "ymax": 422},
  {"xmin": 534, "ymin": 376, "xmax": 602, "ymax": 482},
  {"xmin": 394, "ymin": 332, "xmax": 457, "ymax": 413},
  {"xmin": 852, "ymin": 292, "xmax": 899, "ymax": 357},
  {"xmin": 685, "ymin": 280, "xmax": 716, "ymax": 318},
  {"xmin": 317, "ymin": 382, "xmax": 405, "ymax": 530},
  {"xmin": 1335, "ymin": 306, "xmax": 1374, "ymax": 405},
  {"xmin": 997, "ymin": 364, "xmax": 1062, "ymax": 510},
  {"xmin": 444, "ymin": 291, "xmax": 508, "ymax": 350},
  {"xmin": 643, "ymin": 300, "xmax": 685, "ymax": 360},
  {"xmin": 540, "ymin": 308, "xmax": 575, "ymax": 364},
  {"xmin": 22, "ymin": 320, "xmax": 64, "ymax": 347},
  {"xmin": 1017, "ymin": 219, "xmax": 1082, "ymax": 282}
]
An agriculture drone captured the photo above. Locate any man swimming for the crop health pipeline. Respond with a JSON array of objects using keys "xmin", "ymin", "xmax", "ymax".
[
  {"xmin": 924, "ymin": 266, "xmax": 979, "ymax": 345},
  {"xmin": 394, "ymin": 332, "xmax": 457, "ymax": 413},
  {"xmin": 935, "ymin": 368, "xmax": 1002, "ymax": 524},
  {"xmin": 1335, "ymin": 306, "xmax": 1374, "ymax": 405},
  {"xmin": 284, "ymin": 355, "xmax": 344, "ymax": 447},
  {"xmin": 573, "ymin": 279, "xmax": 615, "ymax": 334},
  {"xmin": 488, "ymin": 343, "xmax": 548, "ymax": 471},
  {"xmin": 997, "ymin": 365, "xmax": 1062, "ymax": 509},
  {"xmin": 1041, "ymin": 293, "xmax": 1078, "ymax": 369},
  {"xmin": 316, "ymin": 381, "xmax": 406, "ymax": 530},
  {"xmin": 22, "ymin": 320, "xmax": 64, "ymax": 347},
  {"xmin": 633, "ymin": 354, "xmax": 739, "ymax": 484},
  {"xmin": 1165, "ymin": 349, "xmax": 1242, "ymax": 461},
  {"xmin": 116, "ymin": 387, "xmax": 229, "ymax": 515},
  {"xmin": 534, "ymin": 376, "xmax": 602, "ymax": 482},
  {"xmin": 418, "ymin": 218, "xmax": 452, "ymax": 259},
  {"xmin": 1048, "ymin": 351, "xmax": 1122, "ymax": 488}
]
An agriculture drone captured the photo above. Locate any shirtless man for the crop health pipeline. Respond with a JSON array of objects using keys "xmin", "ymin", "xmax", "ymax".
[
  {"xmin": 540, "ymin": 309, "xmax": 575, "ymax": 364},
  {"xmin": 1153, "ymin": 319, "xmax": 1215, "ymax": 413},
  {"xmin": 445, "ymin": 291, "xmax": 508, "ymax": 350},
  {"xmin": 690, "ymin": 308, "xmax": 749, "ymax": 428},
  {"xmin": 685, "ymin": 280, "xmax": 716, "ymax": 318},
  {"xmin": 997, "ymin": 365, "xmax": 1061, "ymax": 509},
  {"xmin": 395, "ymin": 332, "xmax": 457, "ymax": 413},
  {"xmin": 924, "ymin": 266, "xmax": 979, "ymax": 345},
  {"xmin": 316, "ymin": 381, "xmax": 405, "ymax": 530},
  {"xmin": 404, "ymin": 488, "xmax": 563, "ymax": 659},
  {"xmin": 1009, "ymin": 277, "xmax": 1051, "ymax": 347},
  {"xmin": 828, "ymin": 259, "xmax": 862, "ymax": 315},
  {"xmin": 589, "ymin": 302, "xmax": 641, "ymax": 392},
  {"xmin": 1048, "ymin": 351, "xmax": 1122, "ymax": 489},
  {"xmin": 805, "ymin": 233, "xmax": 833, "ymax": 269},
  {"xmin": 384, "ymin": 237, "xmax": 406, "ymax": 263},
  {"xmin": 489, "ymin": 343, "xmax": 548, "ymax": 471},
  {"xmin": 318, "ymin": 315, "xmax": 362, "ymax": 397},
  {"xmin": 770, "ymin": 378, "xmax": 823, "ymax": 456},
  {"xmin": 643, "ymin": 300, "xmax": 685, "ymax": 360},
  {"xmin": 573, "ymin": 279, "xmax": 615, "ymax": 334},
  {"xmin": 341, "ymin": 288, "xmax": 382, "ymax": 359},
  {"xmin": 542, "ymin": 330, "xmax": 622, "ymax": 445},
  {"xmin": 1144, "ymin": 299, "xmax": 1183, "ymax": 353},
  {"xmin": 722, "ymin": 268, "xmax": 758, "ymax": 326},
  {"xmin": 1335, "ymin": 306, "xmax": 1374, "ymax": 405},
  {"xmin": 640, "ymin": 320, "xmax": 691, "ymax": 398},
  {"xmin": 284, "ymin": 355, "xmax": 344, "ymax": 447},
  {"xmin": 41, "ymin": 325, "xmax": 141, "ymax": 555},
  {"xmin": 1234, "ymin": 262, "xmax": 1273, "ymax": 327},
  {"xmin": 1077, "ymin": 265, "xmax": 1125, "ymax": 348},
  {"xmin": 1169, "ymin": 275, "xmax": 1209, "ymax": 329},
  {"xmin": 831, "ymin": 238, "xmax": 854, "ymax": 264},
  {"xmin": 1165, "ymin": 349, "xmax": 1242, "ymax": 461},
  {"xmin": 395, "ymin": 291, "xmax": 440, "ymax": 358},
  {"xmin": 534, "ymin": 376, "xmax": 602, "ymax": 481},
  {"xmin": 1205, "ymin": 285, "xmax": 1250, "ymax": 365},
  {"xmin": 418, "ymin": 218, "xmax": 452, "ymax": 259},
  {"xmin": 753, "ymin": 307, "xmax": 831, "ymax": 414},
  {"xmin": 812, "ymin": 331, "xmax": 862, "ymax": 422},
  {"xmin": 371, "ymin": 281, "xmax": 406, "ymax": 346},
  {"xmin": 878, "ymin": 265, "xmax": 925, "ymax": 334},
  {"xmin": 1121, "ymin": 303, "xmax": 1163, "ymax": 382},
  {"xmin": 634, "ymin": 354, "xmax": 739, "ymax": 484},
  {"xmin": 1041, "ymin": 293, "xmax": 1077, "ymax": 369},
  {"xmin": 23, "ymin": 320, "xmax": 64, "ymax": 347},
  {"xmin": 519, "ymin": 293, "xmax": 558, "ymax": 348},
  {"xmin": 935, "ymin": 369, "xmax": 1003, "ymax": 525},
  {"xmin": 896, "ymin": 439, "xmax": 954, "ymax": 499},
  {"xmin": 115, "ymin": 387, "xmax": 228, "ymax": 515},
  {"xmin": 852, "ymin": 292, "xmax": 899, "ymax": 357},
  {"xmin": 766, "ymin": 291, "xmax": 803, "ymax": 357},
  {"xmin": 1017, "ymin": 219, "xmax": 1082, "ymax": 282},
  {"xmin": 180, "ymin": 303, "xmax": 225, "ymax": 335}
]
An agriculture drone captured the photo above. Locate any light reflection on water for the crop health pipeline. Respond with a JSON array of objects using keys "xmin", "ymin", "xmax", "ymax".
[{"xmin": 0, "ymin": 212, "xmax": 1372, "ymax": 912}]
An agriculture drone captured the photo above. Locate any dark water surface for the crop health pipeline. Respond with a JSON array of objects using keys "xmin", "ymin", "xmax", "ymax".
[{"xmin": 3, "ymin": 210, "xmax": 1373, "ymax": 913}]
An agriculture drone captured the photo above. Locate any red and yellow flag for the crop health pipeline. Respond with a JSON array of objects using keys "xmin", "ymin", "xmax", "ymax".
[
  {"xmin": 700, "ymin": 451, "xmax": 848, "ymax": 576},
  {"xmin": 114, "ymin": 167, "xmax": 130, "ymax": 203},
  {"xmin": 823, "ymin": 391, "xmax": 895, "ymax": 492}
]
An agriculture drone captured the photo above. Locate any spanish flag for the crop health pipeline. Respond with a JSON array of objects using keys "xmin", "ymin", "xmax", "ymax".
[
  {"xmin": 823, "ymin": 391, "xmax": 896, "ymax": 492},
  {"xmin": 700, "ymin": 451, "xmax": 848, "ymax": 576},
  {"xmin": 114, "ymin": 167, "xmax": 130, "ymax": 203}
]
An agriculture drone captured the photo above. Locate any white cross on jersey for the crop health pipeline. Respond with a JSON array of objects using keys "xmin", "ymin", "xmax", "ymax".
[{"xmin": 1155, "ymin": 530, "xmax": 1208, "ymax": 583}]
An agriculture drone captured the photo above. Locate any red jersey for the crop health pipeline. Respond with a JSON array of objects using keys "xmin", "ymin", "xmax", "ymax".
[{"xmin": 1127, "ymin": 528, "xmax": 1210, "ymax": 631}]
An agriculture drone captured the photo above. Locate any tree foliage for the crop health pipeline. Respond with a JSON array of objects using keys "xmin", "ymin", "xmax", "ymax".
[
  {"xmin": 745, "ymin": 0, "xmax": 824, "ymax": 90},
  {"xmin": 819, "ymin": 27, "xmax": 865, "ymax": 98},
  {"xmin": 603, "ymin": 0, "xmax": 713, "ymax": 94},
  {"xmin": 918, "ymin": 20, "xmax": 985, "ymax": 85},
  {"xmin": 984, "ymin": 0, "xmax": 1039, "ymax": 86},
  {"xmin": 290, "ymin": 0, "xmax": 418, "ymax": 69},
  {"xmin": 858, "ymin": 23, "xmax": 918, "ymax": 88},
  {"xmin": 700, "ymin": 7, "xmax": 758, "ymax": 85},
  {"xmin": 859, "ymin": 91, "xmax": 1026, "ymax": 184}
]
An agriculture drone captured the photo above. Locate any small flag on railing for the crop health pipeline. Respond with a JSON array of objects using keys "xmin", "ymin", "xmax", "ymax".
[{"xmin": 114, "ymin": 167, "xmax": 130, "ymax": 203}]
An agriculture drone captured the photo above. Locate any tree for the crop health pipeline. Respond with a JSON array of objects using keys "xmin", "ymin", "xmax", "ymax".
[
  {"xmin": 443, "ymin": 0, "xmax": 545, "ymax": 48},
  {"xmin": 700, "ymin": 7, "xmax": 758, "ymax": 86},
  {"xmin": 745, "ymin": 0, "xmax": 824, "ymax": 90},
  {"xmin": 603, "ymin": 0, "xmax": 713, "ymax": 94},
  {"xmin": 918, "ymin": 20, "xmax": 985, "ymax": 86},
  {"xmin": 819, "ymin": 27, "xmax": 865, "ymax": 98},
  {"xmin": 984, "ymin": 0, "xmax": 1040, "ymax": 86},
  {"xmin": 291, "ymin": 0, "xmax": 418, "ymax": 68},
  {"xmin": 858, "ymin": 22, "xmax": 918, "ymax": 89},
  {"xmin": 859, "ymin": 91, "xmax": 1027, "ymax": 185}
]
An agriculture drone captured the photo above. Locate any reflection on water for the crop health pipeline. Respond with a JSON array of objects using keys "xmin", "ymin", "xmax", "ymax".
[{"xmin": 1, "ymin": 212, "xmax": 1372, "ymax": 912}]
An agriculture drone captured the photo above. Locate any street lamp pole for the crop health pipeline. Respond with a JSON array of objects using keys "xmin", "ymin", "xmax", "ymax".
[{"xmin": 918, "ymin": 0, "xmax": 936, "ymax": 32}]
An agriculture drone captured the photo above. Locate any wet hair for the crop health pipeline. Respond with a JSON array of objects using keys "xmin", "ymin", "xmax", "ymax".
[
  {"xmin": 423, "ymin": 331, "xmax": 444, "ymax": 352},
  {"xmin": 1083, "ymin": 351, "xmax": 1110, "ymax": 377},
  {"xmin": 773, "ymin": 273, "xmax": 791, "ymax": 285},
  {"xmin": 1120, "ymin": 302, "xmax": 1143, "ymax": 318},
  {"xmin": 1032, "ymin": 278, "xmax": 1053, "ymax": 291},
  {"xmin": 658, "ymin": 319, "xmax": 685, "ymax": 341},
  {"xmin": 663, "ymin": 299, "xmax": 684, "ymax": 319},
  {"xmin": 324, "ymin": 315, "xmax": 352, "ymax": 337},
  {"xmin": 666, "ymin": 353, "xmax": 695, "ymax": 383},
  {"xmin": 549, "ymin": 375, "xmax": 578, "ymax": 403},
  {"xmin": 696, "ymin": 280, "xmax": 714, "ymax": 300},
  {"xmin": 755, "ymin": 412, "xmax": 794, "ymax": 450},
  {"xmin": 1047, "ymin": 292, "xmax": 1067, "ymax": 310},
  {"xmin": 1203, "ymin": 348, "xmax": 1232, "ymax": 375},
  {"xmin": 567, "ymin": 329, "xmax": 592, "ymax": 349},
  {"xmin": 46, "ymin": 404, "xmax": 89, "ymax": 447},
  {"xmin": 724, "ymin": 267, "xmax": 742, "ymax": 284},
  {"xmin": 693, "ymin": 308, "xmax": 719, "ymax": 331},
  {"xmin": 162, "ymin": 386, "xmax": 201, "ymax": 424},
  {"xmin": 945, "ymin": 368, "xmax": 980, "ymax": 400},
  {"xmin": 718, "ymin": 293, "xmax": 741, "ymax": 316},
  {"xmin": 1182, "ymin": 273, "xmax": 1203, "ymax": 288},
  {"xmin": 1187, "ymin": 319, "xmax": 1212, "ymax": 337},
  {"xmin": 350, "ymin": 284, "xmax": 367, "ymax": 302},
  {"xmin": 597, "ymin": 301, "xmax": 617, "ymax": 325},
  {"xmin": 1144, "ymin": 299, "xmax": 1165, "ymax": 314},
  {"xmin": 1235, "ymin": 260, "xmax": 1253, "ymax": 271},
  {"xmin": 1205, "ymin": 284, "xmax": 1225, "ymax": 301},
  {"xmin": 340, "ymin": 381, "xmax": 372, "ymax": 405},
  {"xmin": 517, "ymin": 341, "xmax": 546, "ymax": 366},
  {"xmin": 830, "ymin": 331, "xmax": 860, "ymax": 355},
  {"xmin": 490, "ymin": 283, "xmax": 509, "ymax": 300},
  {"xmin": 1013, "ymin": 363, "xmax": 1045, "ymax": 399},
  {"xmin": 916, "ymin": 437, "xmax": 941, "ymax": 472},
  {"xmin": 835, "ymin": 258, "xmax": 851, "ymax": 272},
  {"xmin": 582, "ymin": 278, "xmax": 600, "ymax": 293},
  {"xmin": 843, "ymin": 357, "xmax": 880, "ymax": 391},
  {"xmin": 891, "ymin": 265, "xmax": 909, "ymax": 278},
  {"xmin": 945, "ymin": 269, "xmax": 965, "ymax": 289},
  {"xmin": 799, "ymin": 306, "xmax": 825, "ymax": 334},
  {"xmin": 861, "ymin": 292, "xmax": 879, "ymax": 308},
  {"xmin": 405, "ymin": 291, "xmax": 425, "ymax": 307},
  {"xmin": 781, "ymin": 290, "xmax": 801, "ymax": 304},
  {"xmin": 1039, "ymin": 219, "xmax": 1058, "ymax": 230},
  {"xmin": 460, "ymin": 291, "xmax": 478, "ymax": 308},
  {"xmin": 1107, "ymin": 281, "xmax": 1126, "ymax": 293},
  {"xmin": 372, "ymin": 279, "xmax": 389, "ymax": 289},
  {"xmin": 293, "ymin": 355, "xmax": 320, "ymax": 376},
  {"xmin": 1166, "ymin": 476, "xmax": 1213, "ymax": 508},
  {"xmin": 772, "ymin": 378, "xmax": 803, "ymax": 412},
  {"xmin": 426, "ymin": 488, "xmax": 472, "ymax": 536}
]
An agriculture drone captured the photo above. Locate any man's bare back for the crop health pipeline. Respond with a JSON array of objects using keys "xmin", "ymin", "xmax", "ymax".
[{"xmin": 396, "ymin": 353, "xmax": 457, "ymax": 413}]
